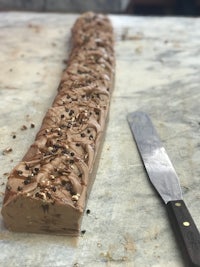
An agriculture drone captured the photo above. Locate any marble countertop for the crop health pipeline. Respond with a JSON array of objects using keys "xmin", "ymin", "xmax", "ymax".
[{"xmin": 0, "ymin": 12, "xmax": 200, "ymax": 267}]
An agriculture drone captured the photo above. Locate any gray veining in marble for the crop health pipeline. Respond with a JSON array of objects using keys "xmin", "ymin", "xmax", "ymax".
[{"xmin": 0, "ymin": 12, "xmax": 200, "ymax": 267}]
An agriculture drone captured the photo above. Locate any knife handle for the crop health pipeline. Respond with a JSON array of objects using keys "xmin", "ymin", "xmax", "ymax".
[{"xmin": 166, "ymin": 200, "xmax": 200, "ymax": 267}]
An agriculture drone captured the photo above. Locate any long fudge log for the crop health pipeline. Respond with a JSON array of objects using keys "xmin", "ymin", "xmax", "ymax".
[{"xmin": 1, "ymin": 12, "xmax": 115, "ymax": 235}]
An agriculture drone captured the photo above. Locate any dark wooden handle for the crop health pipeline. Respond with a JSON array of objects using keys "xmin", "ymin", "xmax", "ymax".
[{"xmin": 166, "ymin": 200, "xmax": 200, "ymax": 267}]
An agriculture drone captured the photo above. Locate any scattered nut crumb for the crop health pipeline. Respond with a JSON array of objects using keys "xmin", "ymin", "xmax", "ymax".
[
  {"xmin": 11, "ymin": 131, "xmax": 16, "ymax": 139},
  {"xmin": 86, "ymin": 209, "xmax": 91, "ymax": 215},
  {"xmin": 30, "ymin": 123, "xmax": 35, "ymax": 128},
  {"xmin": 97, "ymin": 242, "xmax": 102, "ymax": 248},
  {"xmin": 81, "ymin": 230, "xmax": 86, "ymax": 235},
  {"xmin": 21, "ymin": 125, "xmax": 28, "ymax": 131},
  {"xmin": 2, "ymin": 147, "xmax": 13, "ymax": 155}
]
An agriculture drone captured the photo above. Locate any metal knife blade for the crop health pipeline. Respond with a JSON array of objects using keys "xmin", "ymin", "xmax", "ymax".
[
  {"xmin": 127, "ymin": 111, "xmax": 182, "ymax": 204},
  {"xmin": 127, "ymin": 111, "xmax": 200, "ymax": 267}
]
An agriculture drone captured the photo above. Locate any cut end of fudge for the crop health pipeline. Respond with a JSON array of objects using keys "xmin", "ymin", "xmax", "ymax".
[{"xmin": 2, "ymin": 193, "xmax": 82, "ymax": 235}]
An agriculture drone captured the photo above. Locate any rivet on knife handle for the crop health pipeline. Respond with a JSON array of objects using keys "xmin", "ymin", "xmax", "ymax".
[{"xmin": 127, "ymin": 111, "xmax": 200, "ymax": 267}]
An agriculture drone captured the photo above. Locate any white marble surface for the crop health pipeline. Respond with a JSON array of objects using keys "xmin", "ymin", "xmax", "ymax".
[{"xmin": 0, "ymin": 12, "xmax": 200, "ymax": 267}]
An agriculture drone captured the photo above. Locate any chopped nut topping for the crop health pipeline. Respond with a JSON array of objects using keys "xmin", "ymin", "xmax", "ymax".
[
  {"xmin": 50, "ymin": 175, "xmax": 55, "ymax": 180},
  {"xmin": 72, "ymin": 195, "xmax": 79, "ymax": 201}
]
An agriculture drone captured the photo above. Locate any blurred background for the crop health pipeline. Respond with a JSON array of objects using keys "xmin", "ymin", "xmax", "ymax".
[{"xmin": 0, "ymin": 0, "xmax": 200, "ymax": 16}]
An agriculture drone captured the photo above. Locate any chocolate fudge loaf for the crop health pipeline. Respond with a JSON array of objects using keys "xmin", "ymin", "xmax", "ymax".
[{"xmin": 1, "ymin": 12, "xmax": 115, "ymax": 235}]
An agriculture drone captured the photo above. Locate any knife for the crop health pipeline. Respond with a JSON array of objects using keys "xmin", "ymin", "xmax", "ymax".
[{"xmin": 127, "ymin": 111, "xmax": 200, "ymax": 267}]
